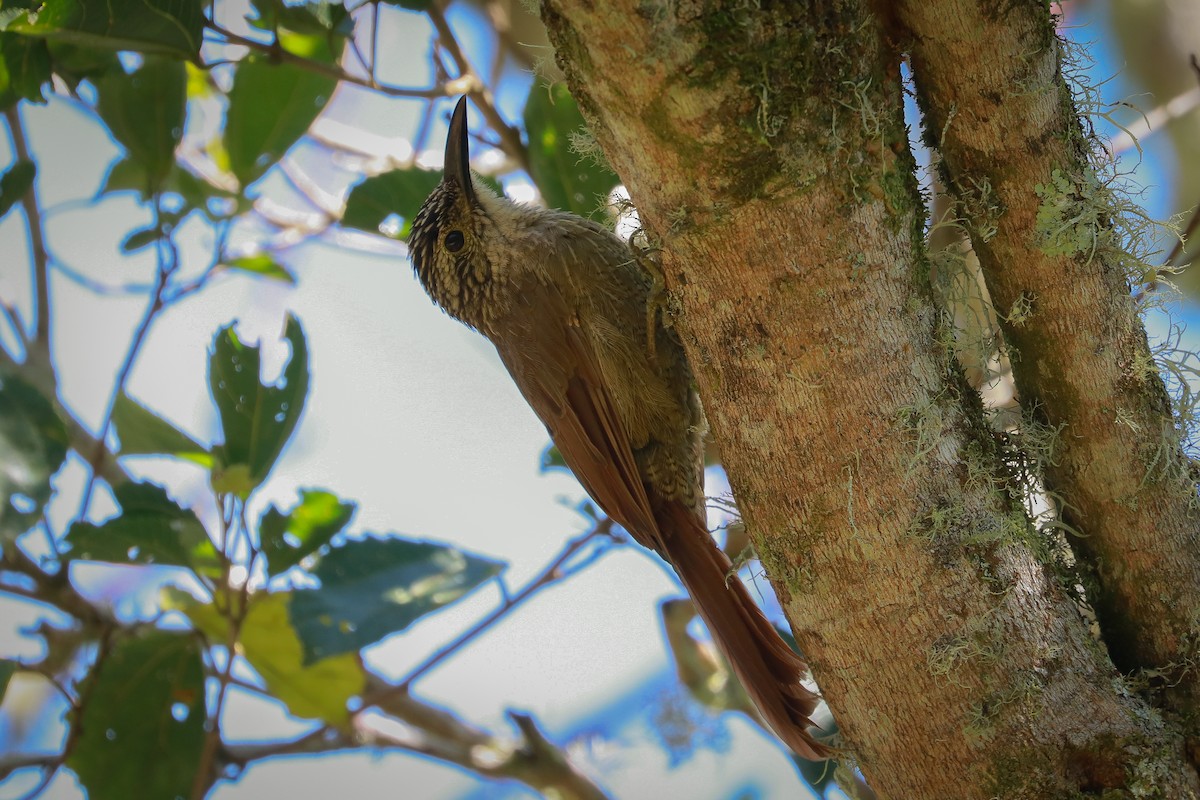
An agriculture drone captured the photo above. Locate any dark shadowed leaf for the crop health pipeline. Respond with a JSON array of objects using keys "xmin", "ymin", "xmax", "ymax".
[
  {"xmin": 524, "ymin": 82, "xmax": 619, "ymax": 220},
  {"xmin": 209, "ymin": 315, "xmax": 309, "ymax": 497},
  {"xmin": 111, "ymin": 391, "xmax": 210, "ymax": 464},
  {"xmin": 177, "ymin": 591, "xmax": 363, "ymax": 724},
  {"xmin": 6, "ymin": 0, "xmax": 204, "ymax": 60},
  {"xmin": 342, "ymin": 168, "xmax": 441, "ymax": 239},
  {"xmin": 94, "ymin": 57, "xmax": 186, "ymax": 192},
  {"xmin": 0, "ymin": 32, "xmax": 51, "ymax": 107},
  {"xmin": 290, "ymin": 536, "xmax": 504, "ymax": 663},
  {"xmin": 65, "ymin": 481, "xmax": 220, "ymax": 575},
  {"xmin": 44, "ymin": 40, "xmax": 119, "ymax": 89},
  {"xmin": 249, "ymin": 0, "xmax": 353, "ymax": 38},
  {"xmin": 261, "ymin": 489, "xmax": 355, "ymax": 576},
  {"xmin": 0, "ymin": 658, "xmax": 16, "ymax": 703},
  {"xmin": 224, "ymin": 33, "xmax": 339, "ymax": 189},
  {"xmin": 0, "ymin": 368, "xmax": 68, "ymax": 543},
  {"xmin": 119, "ymin": 226, "xmax": 159, "ymax": 253},
  {"xmin": 225, "ymin": 254, "xmax": 295, "ymax": 284},
  {"xmin": 0, "ymin": 159, "xmax": 34, "ymax": 219},
  {"xmin": 67, "ymin": 630, "xmax": 205, "ymax": 800},
  {"xmin": 380, "ymin": 0, "xmax": 432, "ymax": 10}
]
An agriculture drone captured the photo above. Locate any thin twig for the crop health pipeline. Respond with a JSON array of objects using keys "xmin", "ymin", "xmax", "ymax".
[
  {"xmin": 426, "ymin": 1, "xmax": 531, "ymax": 174},
  {"xmin": 3, "ymin": 106, "xmax": 48, "ymax": 347},
  {"xmin": 386, "ymin": 516, "xmax": 614, "ymax": 695},
  {"xmin": 206, "ymin": 23, "xmax": 449, "ymax": 99}
]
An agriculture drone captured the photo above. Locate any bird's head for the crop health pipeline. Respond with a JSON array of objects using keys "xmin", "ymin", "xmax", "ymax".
[{"xmin": 408, "ymin": 96, "xmax": 497, "ymax": 322}]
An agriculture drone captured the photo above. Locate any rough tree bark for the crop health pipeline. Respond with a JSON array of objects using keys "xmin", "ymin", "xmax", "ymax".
[
  {"xmin": 896, "ymin": 0, "xmax": 1200, "ymax": 710},
  {"xmin": 540, "ymin": 0, "xmax": 1199, "ymax": 796}
]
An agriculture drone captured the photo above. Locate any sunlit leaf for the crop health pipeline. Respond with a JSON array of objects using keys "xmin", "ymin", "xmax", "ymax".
[
  {"xmin": 524, "ymin": 82, "xmax": 619, "ymax": 220},
  {"xmin": 223, "ymin": 33, "xmax": 339, "ymax": 189},
  {"xmin": 0, "ymin": 368, "xmax": 68, "ymax": 543},
  {"xmin": 67, "ymin": 630, "xmax": 205, "ymax": 800},
  {"xmin": 342, "ymin": 168, "xmax": 441, "ymax": 240},
  {"xmin": 177, "ymin": 591, "xmax": 363, "ymax": 724},
  {"xmin": 209, "ymin": 315, "xmax": 309, "ymax": 497},
  {"xmin": 6, "ymin": 0, "xmax": 205, "ymax": 60},
  {"xmin": 94, "ymin": 57, "xmax": 186, "ymax": 192},
  {"xmin": 0, "ymin": 159, "xmax": 34, "ymax": 219},
  {"xmin": 65, "ymin": 481, "xmax": 220, "ymax": 575},
  {"xmin": 111, "ymin": 391, "xmax": 210, "ymax": 464},
  {"xmin": 260, "ymin": 489, "xmax": 355, "ymax": 576},
  {"xmin": 290, "ymin": 536, "xmax": 504, "ymax": 663},
  {"xmin": 225, "ymin": 254, "xmax": 295, "ymax": 284}
]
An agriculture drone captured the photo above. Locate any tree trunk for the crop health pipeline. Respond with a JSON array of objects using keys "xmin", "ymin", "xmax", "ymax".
[
  {"xmin": 540, "ymin": 0, "xmax": 1199, "ymax": 796},
  {"xmin": 896, "ymin": 0, "xmax": 1200, "ymax": 712}
]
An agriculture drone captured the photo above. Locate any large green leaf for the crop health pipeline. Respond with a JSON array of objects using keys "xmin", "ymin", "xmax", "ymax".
[
  {"xmin": 208, "ymin": 315, "xmax": 309, "ymax": 497},
  {"xmin": 94, "ymin": 57, "xmax": 186, "ymax": 192},
  {"xmin": 0, "ymin": 31, "xmax": 51, "ymax": 108},
  {"xmin": 65, "ymin": 481, "xmax": 220, "ymax": 575},
  {"xmin": 260, "ymin": 489, "xmax": 355, "ymax": 577},
  {"xmin": 524, "ymin": 82, "xmax": 620, "ymax": 220},
  {"xmin": 67, "ymin": 630, "xmax": 206, "ymax": 800},
  {"xmin": 6, "ymin": 0, "xmax": 205, "ymax": 60},
  {"xmin": 0, "ymin": 368, "xmax": 68, "ymax": 543},
  {"xmin": 342, "ymin": 168, "xmax": 441, "ymax": 240},
  {"xmin": 0, "ymin": 158, "xmax": 34, "ymax": 219},
  {"xmin": 111, "ymin": 391, "xmax": 211, "ymax": 465},
  {"xmin": 290, "ymin": 536, "xmax": 504, "ymax": 663},
  {"xmin": 177, "ymin": 591, "xmax": 363, "ymax": 724},
  {"xmin": 223, "ymin": 33, "xmax": 339, "ymax": 189}
]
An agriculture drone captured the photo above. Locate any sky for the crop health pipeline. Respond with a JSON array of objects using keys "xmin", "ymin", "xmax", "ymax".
[{"xmin": 0, "ymin": 2, "xmax": 1196, "ymax": 799}]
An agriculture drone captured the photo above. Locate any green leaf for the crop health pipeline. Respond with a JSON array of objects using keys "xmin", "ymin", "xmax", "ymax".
[
  {"xmin": 68, "ymin": 630, "xmax": 205, "ymax": 800},
  {"xmin": 7, "ymin": 0, "xmax": 204, "ymax": 60},
  {"xmin": 209, "ymin": 314, "xmax": 309, "ymax": 497},
  {"xmin": 111, "ymin": 391, "xmax": 210, "ymax": 464},
  {"xmin": 0, "ymin": 658, "xmax": 16, "ymax": 704},
  {"xmin": 177, "ymin": 591, "xmax": 363, "ymax": 724},
  {"xmin": 0, "ymin": 368, "xmax": 68, "ymax": 543},
  {"xmin": 65, "ymin": 481, "xmax": 220, "ymax": 575},
  {"xmin": 44, "ymin": 40, "xmax": 119, "ymax": 89},
  {"xmin": 223, "ymin": 35, "xmax": 339, "ymax": 189},
  {"xmin": 0, "ymin": 31, "xmax": 51, "ymax": 108},
  {"xmin": 260, "ymin": 489, "xmax": 355, "ymax": 576},
  {"xmin": 249, "ymin": 0, "xmax": 353, "ymax": 38},
  {"xmin": 119, "ymin": 225, "xmax": 159, "ymax": 252},
  {"xmin": 290, "ymin": 536, "xmax": 504, "ymax": 663},
  {"xmin": 94, "ymin": 57, "xmax": 186, "ymax": 192},
  {"xmin": 342, "ymin": 168, "xmax": 441, "ymax": 240},
  {"xmin": 539, "ymin": 442, "xmax": 568, "ymax": 473},
  {"xmin": 0, "ymin": 158, "xmax": 34, "ymax": 218},
  {"xmin": 524, "ymin": 82, "xmax": 620, "ymax": 220},
  {"xmin": 225, "ymin": 253, "xmax": 295, "ymax": 284}
]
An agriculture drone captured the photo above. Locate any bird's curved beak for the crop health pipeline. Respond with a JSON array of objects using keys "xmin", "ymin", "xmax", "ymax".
[{"xmin": 445, "ymin": 96, "xmax": 476, "ymax": 204}]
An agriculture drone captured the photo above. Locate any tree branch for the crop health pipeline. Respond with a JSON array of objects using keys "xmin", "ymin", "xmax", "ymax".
[
  {"xmin": 2, "ymin": 106, "xmax": 48, "ymax": 348},
  {"xmin": 427, "ymin": 2, "xmax": 531, "ymax": 174}
]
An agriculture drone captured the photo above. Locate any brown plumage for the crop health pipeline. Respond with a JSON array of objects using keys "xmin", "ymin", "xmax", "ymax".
[{"xmin": 408, "ymin": 96, "xmax": 828, "ymax": 759}]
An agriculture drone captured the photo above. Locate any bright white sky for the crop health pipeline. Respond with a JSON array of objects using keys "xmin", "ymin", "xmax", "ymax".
[{"xmin": 0, "ymin": 2, "xmax": 1195, "ymax": 799}]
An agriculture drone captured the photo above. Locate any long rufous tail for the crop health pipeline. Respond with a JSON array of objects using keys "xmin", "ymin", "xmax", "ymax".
[{"xmin": 652, "ymin": 497, "xmax": 830, "ymax": 760}]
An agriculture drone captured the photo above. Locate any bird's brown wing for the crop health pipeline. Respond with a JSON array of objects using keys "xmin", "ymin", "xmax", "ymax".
[
  {"xmin": 489, "ymin": 281, "xmax": 662, "ymax": 552},
  {"xmin": 489, "ymin": 278, "xmax": 829, "ymax": 760}
]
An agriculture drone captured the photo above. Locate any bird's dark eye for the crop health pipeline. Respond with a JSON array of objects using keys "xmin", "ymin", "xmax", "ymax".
[{"xmin": 445, "ymin": 230, "xmax": 465, "ymax": 252}]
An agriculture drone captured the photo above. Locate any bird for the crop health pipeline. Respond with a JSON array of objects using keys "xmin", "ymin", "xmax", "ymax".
[{"xmin": 407, "ymin": 95, "xmax": 828, "ymax": 760}]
